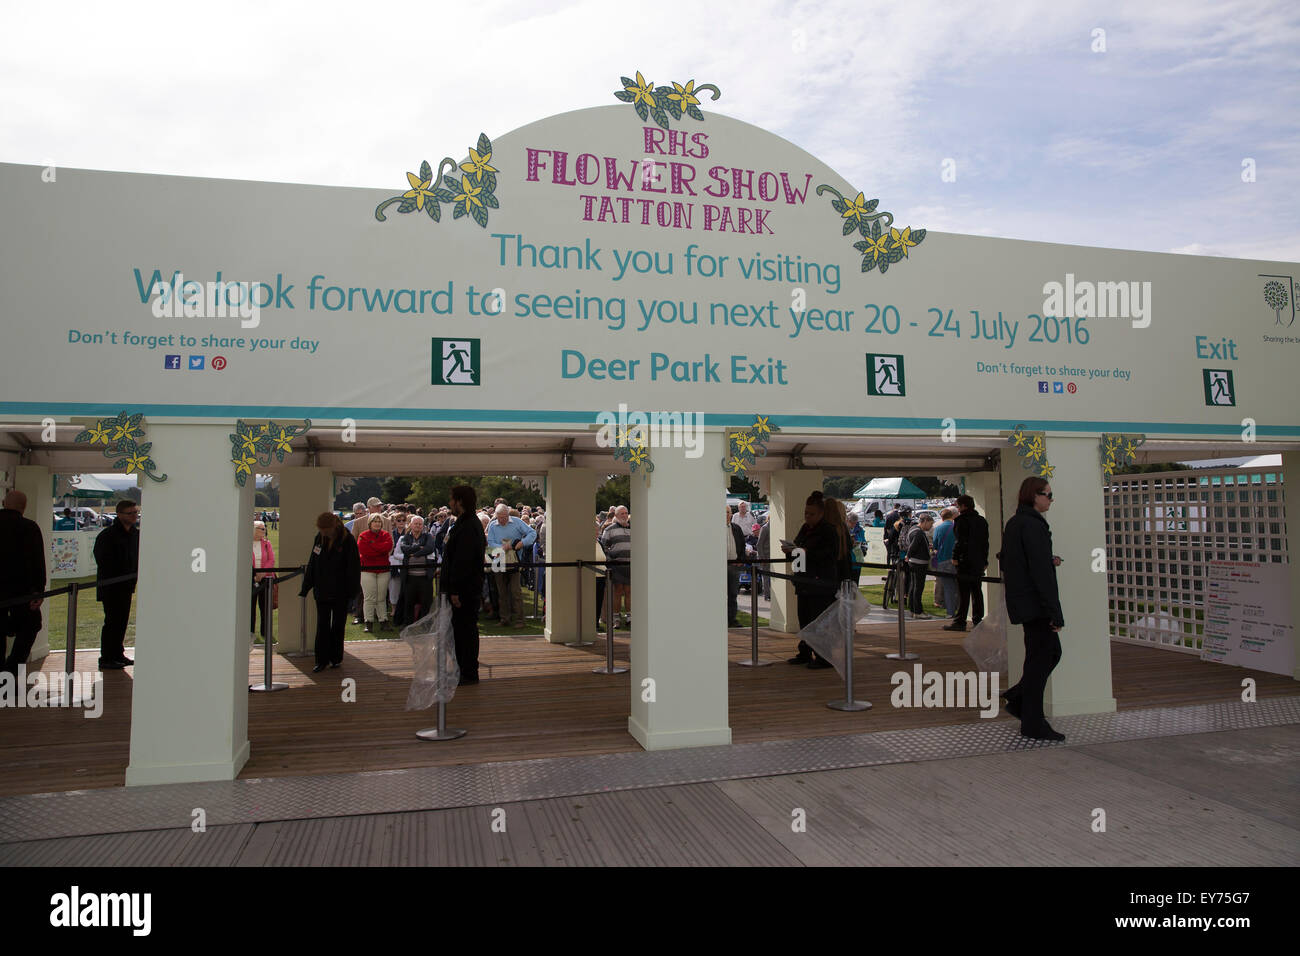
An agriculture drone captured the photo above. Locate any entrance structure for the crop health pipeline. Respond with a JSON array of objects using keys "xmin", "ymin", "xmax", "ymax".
[{"xmin": 2, "ymin": 74, "xmax": 1297, "ymax": 786}]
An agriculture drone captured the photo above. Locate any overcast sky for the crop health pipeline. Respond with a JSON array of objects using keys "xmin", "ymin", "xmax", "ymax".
[{"xmin": 3, "ymin": 0, "xmax": 1297, "ymax": 261}]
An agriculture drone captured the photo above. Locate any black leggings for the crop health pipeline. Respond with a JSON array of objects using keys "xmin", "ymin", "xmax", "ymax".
[{"xmin": 314, "ymin": 596, "xmax": 349, "ymax": 667}]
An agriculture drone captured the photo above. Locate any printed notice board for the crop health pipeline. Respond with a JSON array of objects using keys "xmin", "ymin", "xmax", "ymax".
[{"xmin": 1201, "ymin": 560, "xmax": 1294, "ymax": 676}]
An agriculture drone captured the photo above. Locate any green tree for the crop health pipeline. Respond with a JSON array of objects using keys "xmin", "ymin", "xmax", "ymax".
[
  {"xmin": 381, "ymin": 476, "xmax": 413, "ymax": 504},
  {"xmin": 823, "ymin": 476, "xmax": 870, "ymax": 498},
  {"xmin": 596, "ymin": 475, "xmax": 631, "ymax": 512}
]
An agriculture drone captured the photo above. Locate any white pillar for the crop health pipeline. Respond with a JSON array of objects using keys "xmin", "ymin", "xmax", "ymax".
[
  {"xmin": 1002, "ymin": 436, "xmax": 1116, "ymax": 717},
  {"xmin": 126, "ymin": 424, "xmax": 253, "ymax": 786},
  {"xmin": 14, "ymin": 465, "xmax": 53, "ymax": 666},
  {"xmin": 1283, "ymin": 451, "xmax": 1300, "ymax": 682},
  {"xmin": 766, "ymin": 468, "xmax": 823, "ymax": 632},
  {"xmin": 544, "ymin": 467, "xmax": 599, "ymax": 643},
  {"xmin": 277, "ymin": 467, "xmax": 335, "ymax": 650},
  {"xmin": 627, "ymin": 431, "xmax": 731, "ymax": 749}
]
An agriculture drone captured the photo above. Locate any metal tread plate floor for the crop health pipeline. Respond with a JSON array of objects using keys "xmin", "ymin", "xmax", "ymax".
[{"xmin": 2, "ymin": 695, "xmax": 1297, "ymax": 845}]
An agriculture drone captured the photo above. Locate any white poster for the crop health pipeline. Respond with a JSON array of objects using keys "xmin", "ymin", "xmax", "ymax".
[{"xmin": 1202, "ymin": 560, "xmax": 1295, "ymax": 676}]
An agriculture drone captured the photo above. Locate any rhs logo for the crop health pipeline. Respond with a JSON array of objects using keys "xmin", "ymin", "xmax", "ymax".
[{"xmin": 1258, "ymin": 274, "xmax": 1295, "ymax": 327}]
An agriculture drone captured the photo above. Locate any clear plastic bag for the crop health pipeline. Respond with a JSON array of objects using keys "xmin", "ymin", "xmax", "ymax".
[
  {"xmin": 799, "ymin": 581, "xmax": 871, "ymax": 678},
  {"xmin": 962, "ymin": 587, "xmax": 1008, "ymax": 673},
  {"xmin": 400, "ymin": 596, "xmax": 461, "ymax": 709}
]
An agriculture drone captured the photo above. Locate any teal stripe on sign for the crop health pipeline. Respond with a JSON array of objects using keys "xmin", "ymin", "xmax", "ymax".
[{"xmin": 0, "ymin": 402, "xmax": 1297, "ymax": 436}]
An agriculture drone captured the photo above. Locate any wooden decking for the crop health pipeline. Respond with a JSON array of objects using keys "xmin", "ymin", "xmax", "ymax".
[{"xmin": 1, "ymin": 621, "xmax": 1295, "ymax": 797}]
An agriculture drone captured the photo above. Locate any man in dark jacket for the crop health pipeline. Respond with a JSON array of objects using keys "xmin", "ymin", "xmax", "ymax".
[
  {"xmin": 1, "ymin": 490, "xmax": 46, "ymax": 677},
  {"xmin": 441, "ymin": 485, "xmax": 487, "ymax": 683},
  {"xmin": 999, "ymin": 477, "xmax": 1065, "ymax": 741},
  {"xmin": 93, "ymin": 499, "xmax": 140, "ymax": 670},
  {"xmin": 726, "ymin": 506, "xmax": 746, "ymax": 627},
  {"xmin": 945, "ymin": 494, "xmax": 990, "ymax": 631}
]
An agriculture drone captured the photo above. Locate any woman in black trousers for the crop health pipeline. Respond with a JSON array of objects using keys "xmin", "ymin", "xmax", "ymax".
[
  {"xmin": 999, "ymin": 475, "xmax": 1065, "ymax": 741},
  {"xmin": 440, "ymin": 485, "xmax": 487, "ymax": 684},
  {"xmin": 299, "ymin": 512, "xmax": 361, "ymax": 673},
  {"xmin": 782, "ymin": 491, "xmax": 844, "ymax": 669}
]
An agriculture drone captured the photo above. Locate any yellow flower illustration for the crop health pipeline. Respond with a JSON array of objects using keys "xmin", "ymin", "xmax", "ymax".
[
  {"xmin": 889, "ymin": 226, "xmax": 918, "ymax": 257},
  {"xmin": 272, "ymin": 427, "xmax": 294, "ymax": 456},
  {"xmin": 726, "ymin": 455, "xmax": 747, "ymax": 474},
  {"xmin": 841, "ymin": 192, "xmax": 871, "ymax": 223},
  {"xmin": 862, "ymin": 233, "xmax": 890, "ymax": 263},
  {"xmin": 402, "ymin": 171, "xmax": 437, "ymax": 210},
  {"xmin": 110, "ymin": 421, "xmax": 139, "ymax": 443},
  {"xmin": 752, "ymin": 415, "xmax": 771, "ymax": 437},
  {"xmin": 1040, "ymin": 462, "xmax": 1055, "ymax": 479},
  {"xmin": 1027, "ymin": 436, "xmax": 1045, "ymax": 460},
  {"xmin": 453, "ymin": 177, "xmax": 484, "ymax": 210},
  {"xmin": 460, "ymin": 147, "xmax": 498, "ymax": 182},
  {"xmin": 629, "ymin": 447, "xmax": 648, "ymax": 467},
  {"xmin": 234, "ymin": 454, "xmax": 257, "ymax": 477},
  {"xmin": 239, "ymin": 432, "xmax": 259, "ymax": 455},
  {"xmin": 1123, "ymin": 440, "xmax": 1137, "ymax": 458},
  {"xmin": 625, "ymin": 71, "xmax": 657, "ymax": 109},
  {"xmin": 124, "ymin": 452, "xmax": 149, "ymax": 474},
  {"xmin": 731, "ymin": 431, "xmax": 757, "ymax": 456},
  {"xmin": 1011, "ymin": 431, "xmax": 1028, "ymax": 448},
  {"xmin": 87, "ymin": 422, "xmax": 112, "ymax": 445},
  {"xmin": 666, "ymin": 80, "xmax": 700, "ymax": 109}
]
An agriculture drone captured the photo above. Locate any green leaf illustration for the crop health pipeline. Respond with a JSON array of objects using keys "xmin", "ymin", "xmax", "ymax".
[
  {"xmin": 635, "ymin": 101, "xmax": 648, "ymax": 121},
  {"xmin": 419, "ymin": 160, "xmax": 432, "ymax": 183},
  {"xmin": 453, "ymin": 203, "xmax": 467, "ymax": 219},
  {"xmin": 425, "ymin": 200, "xmax": 440, "ymax": 221},
  {"xmin": 398, "ymin": 198, "xmax": 417, "ymax": 214},
  {"xmin": 861, "ymin": 256, "xmax": 877, "ymax": 273},
  {"xmin": 482, "ymin": 191, "xmax": 499, "ymax": 209},
  {"xmin": 477, "ymin": 132, "xmax": 491, "ymax": 154},
  {"xmin": 686, "ymin": 104, "xmax": 704, "ymax": 121},
  {"xmin": 471, "ymin": 204, "xmax": 488, "ymax": 228},
  {"xmin": 614, "ymin": 90, "xmax": 634, "ymax": 102},
  {"xmin": 842, "ymin": 218, "xmax": 857, "ymax": 236},
  {"xmin": 433, "ymin": 188, "xmax": 456, "ymax": 203}
]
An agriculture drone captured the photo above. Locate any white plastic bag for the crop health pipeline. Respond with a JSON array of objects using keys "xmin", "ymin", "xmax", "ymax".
[
  {"xmin": 962, "ymin": 587, "xmax": 1008, "ymax": 673},
  {"xmin": 799, "ymin": 581, "xmax": 871, "ymax": 678},
  {"xmin": 401, "ymin": 596, "xmax": 461, "ymax": 709}
]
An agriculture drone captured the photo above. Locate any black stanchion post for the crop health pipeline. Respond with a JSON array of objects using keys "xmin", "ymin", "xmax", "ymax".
[
  {"xmin": 250, "ymin": 578, "xmax": 288, "ymax": 692},
  {"xmin": 64, "ymin": 581, "xmax": 77, "ymax": 680},
  {"xmin": 566, "ymin": 559, "xmax": 594, "ymax": 647},
  {"xmin": 738, "ymin": 560, "xmax": 772, "ymax": 667},
  {"xmin": 417, "ymin": 597, "xmax": 466, "ymax": 741},
  {"xmin": 594, "ymin": 565, "xmax": 627, "ymax": 674},
  {"xmin": 828, "ymin": 582, "xmax": 871, "ymax": 711},
  {"xmin": 886, "ymin": 561, "xmax": 918, "ymax": 661}
]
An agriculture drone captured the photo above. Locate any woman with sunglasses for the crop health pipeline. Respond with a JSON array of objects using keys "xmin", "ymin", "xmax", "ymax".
[{"xmin": 999, "ymin": 476, "xmax": 1066, "ymax": 741}]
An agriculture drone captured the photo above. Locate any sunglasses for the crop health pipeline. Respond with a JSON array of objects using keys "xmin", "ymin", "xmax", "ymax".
[{"xmin": 1037, "ymin": 491, "xmax": 1054, "ymax": 500}]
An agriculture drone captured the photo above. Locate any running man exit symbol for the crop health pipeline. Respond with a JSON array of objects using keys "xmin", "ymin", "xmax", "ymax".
[
  {"xmin": 1203, "ymin": 369, "xmax": 1235, "ymax": 406},
  {"xmin": 866, "ymin": 353, "xmax": 905, "ymax": 396},
  {"xmin": 431, "ymin": 338, "xmax": 480, "ymax": 386}
]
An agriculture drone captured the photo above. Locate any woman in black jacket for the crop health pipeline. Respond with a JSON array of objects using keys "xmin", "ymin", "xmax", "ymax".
[
  {"xmin": 299, "ymin": 512, "xmax": 361, "ymax": 673},
  {"xmin": 782, "ymin": 491, "xmax": 844, "ymax": 669},
  {"xmin": 999, "ymin": 476, "xmax": 1065, "ymax": 741},
  {"xmin": 440, "ymin": 485, "xmax": 487, "ymax": 684}
]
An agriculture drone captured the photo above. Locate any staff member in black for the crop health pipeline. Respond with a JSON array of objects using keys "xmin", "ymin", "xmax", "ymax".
[
  {"xmin": 93, "ymin": 499, "xmax": 140, "ymax": 670},
  {"xmin": 945, "ymin": 494, "xmax": 990, "ymax": 631},
  {"xmin": 299, "ymin": 512, "xmax": 360, "ymax": 673},
  {"xmin": 440, "ymin": 485, "xmax": 487, "ymax": 684},
  {"xmin": 782, "ymin": 490, "xmax": 842, "ymax": 669},
  {"xmin": 1000, "ymin": 476, "xmax": 1066, "ymax": 741},
  {"xmin": 1, "ymin": 490, "xmax": 46, "ymax": 678}
]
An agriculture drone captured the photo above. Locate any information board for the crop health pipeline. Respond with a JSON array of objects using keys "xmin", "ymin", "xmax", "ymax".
[{"xmin": 1202, "ymin": 560, "xmax": 1295, "ymax": 676}]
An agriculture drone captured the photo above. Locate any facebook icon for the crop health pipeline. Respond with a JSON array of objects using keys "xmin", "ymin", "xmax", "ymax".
[
  {"xmin": 188, "ymin": 355, "xmax": 205, "ymax": 370},
  {"xmin": 1037, "ymin": 381, "xmax": 1049, "ymax": 393},
  {"xmin": 164, "ymin": 355, "xmax": 181, "ymax": 370}
]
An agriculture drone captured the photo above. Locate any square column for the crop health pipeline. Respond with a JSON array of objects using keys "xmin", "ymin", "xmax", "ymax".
[
  {"xmin": 277, "ymin": 467, "xmax": 336, "ymax": 650},
  {"xmin": 13, "ymin": 465, "xmax": 53, "ymax": 665},
  {"xmin": 766, "ymin": 468, "xmax": 823, "ymax": 632},
  {"xmin": 627, "ymin": 431, "xmax": 731, "ymax": 750},
  {"xmin": 1283, "ymin": 451, "xmax": 1300, "ymax": 682},
  {"xmin": 544, "ymin": 467, "xmax": 599, "ymax": 643},
  {"xmin": 1000, "ymin": 436, "xmax": 1116, "ymax": 718},
  {"xmin": 126, "ymin": 424, "xmax": 253, "ymax": 786}
]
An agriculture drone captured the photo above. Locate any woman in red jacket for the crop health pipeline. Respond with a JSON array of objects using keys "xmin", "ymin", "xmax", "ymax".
[{"xmin": 356, "ymin": 514, "xmax": 394, "ymax": 633}]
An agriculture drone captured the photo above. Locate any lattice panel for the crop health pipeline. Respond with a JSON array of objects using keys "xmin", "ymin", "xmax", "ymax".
[{"xmin": 1105, "ymin": 468, "xmax": 1288, "ymax": 653}]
